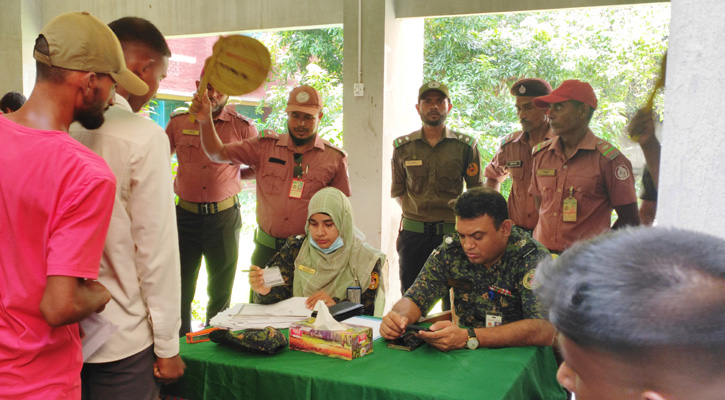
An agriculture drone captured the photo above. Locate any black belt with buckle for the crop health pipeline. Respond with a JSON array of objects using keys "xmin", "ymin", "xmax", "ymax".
[{"xmin": 178, "ymin": 196, "xmax": 238, "ymax": 215}]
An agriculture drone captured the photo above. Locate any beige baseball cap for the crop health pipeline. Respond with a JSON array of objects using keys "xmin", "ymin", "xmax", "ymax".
[
  {"xmin": 34, "ymin": 12, "xmax": 149, "ymax": 96},
  {"xmin": 285, "ymin": 85, "xmax": 323, "ymax": 115}
]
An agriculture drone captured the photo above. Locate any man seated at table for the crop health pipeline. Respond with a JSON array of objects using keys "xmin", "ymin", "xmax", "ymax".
[
  {"xmin": 534, "ymin": 227, "xmax": 725, "ymax": 400},
  {"xmin": 381, "ymin": 188, "xmax": 555, "ymax": 351}
]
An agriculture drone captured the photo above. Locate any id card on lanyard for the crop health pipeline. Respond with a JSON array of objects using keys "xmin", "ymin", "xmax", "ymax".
[{"xmin": 290, "ymin": 179, "xmax": 304, "ymax": 198}]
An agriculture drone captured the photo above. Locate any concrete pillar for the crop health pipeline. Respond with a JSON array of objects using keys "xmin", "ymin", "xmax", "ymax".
[
  {"xmin": 0, "ymin": 0, "xmax": 44, "ymax": 97},
  {"xmin": 0, "ymin": 1, "xmax": 24, "ymax": 95},
  {"xmin": 343, "ymin": 0, "xmax": 423, "ymax": 307},
  {"xmin": 658, "ymin": 0, "xmax": 725, "ymax": 238}
]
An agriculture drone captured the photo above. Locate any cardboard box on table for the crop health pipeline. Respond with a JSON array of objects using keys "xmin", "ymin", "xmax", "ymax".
[{"xmin": 289, "ymin": 317, "xmax": 373, "ymax": 360}]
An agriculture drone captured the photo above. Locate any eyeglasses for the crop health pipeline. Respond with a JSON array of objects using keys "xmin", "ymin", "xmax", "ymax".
[{"xmin": 293, "ymin": 153, "xmax": 303, "ymax": 178}]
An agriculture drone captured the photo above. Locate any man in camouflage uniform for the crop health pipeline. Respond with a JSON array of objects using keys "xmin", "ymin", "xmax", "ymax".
[{"xmin": 381, "ymin": 188, "xmax": 555, "ymax": 351}]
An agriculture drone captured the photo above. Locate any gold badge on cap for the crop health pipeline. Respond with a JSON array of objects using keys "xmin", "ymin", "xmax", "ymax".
[
  {"xmin": 428, "ymin": 82, "xmax": 440, "ymax": 88},
  {"xmin": 519, "ymin": 85, "xmax": 526, "ymax": 94},
  {"xmin": 296, "ymin": 91, "xmax": 310, "ymax": 103}
]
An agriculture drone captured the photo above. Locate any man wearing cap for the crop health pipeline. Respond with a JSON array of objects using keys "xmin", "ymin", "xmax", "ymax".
[
  {"xmin": 0, "ymin": 11, "xmax": 148, "ymax": 399},
  {"xmin": 70, "ymin": 17, "xmax": 185, "ymax": 399},
  {"xmin": 166, "ymin": 59, "xmax": 259, "ymax": 335},
  {"xmin": 190, "ymin": 85, "xmax": 350, "ymax": 276},
  {"xmin": 485, "ymin": 78, "xmax": 554, "ymax": 233},
  {"xmin": 392, "ymin": 81, "xmax": 483, "ymax": 295},
  {"xmin": 529, "ymin": 80, "xmax": 639, "ymax": 253}
]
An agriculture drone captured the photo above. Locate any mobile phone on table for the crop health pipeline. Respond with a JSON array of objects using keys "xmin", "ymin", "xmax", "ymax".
[
  {"xmin": 405, "ymin": 324, "xmax": 431, "ymax": 332},
  {"xmin": 386, "ymin": 332, "xmax": 426, "ymax": 351}
]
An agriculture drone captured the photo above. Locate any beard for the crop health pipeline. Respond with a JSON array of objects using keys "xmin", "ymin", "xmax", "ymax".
[
  {"xmin": 289, "ymin": 128, "xmax": 317, "ymax": 147},
  {"xmin": 211, "ymin": 97, "xmax": 228, "ymax": 117},
  {"xmin": 421, "ymin": 112, "xmax": 446, "ymax": 127},
  {"xmin": 75, "ymin": 87, "xmax": 109, "ymax": 130}
]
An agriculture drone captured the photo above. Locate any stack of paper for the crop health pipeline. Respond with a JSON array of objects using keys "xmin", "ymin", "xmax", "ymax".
[{"xmin": 209, "ymin": 297, "xmax": 312, "ymax": 330}]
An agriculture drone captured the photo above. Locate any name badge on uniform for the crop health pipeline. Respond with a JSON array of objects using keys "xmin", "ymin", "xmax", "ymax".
[
  {"xmin": 485, "ymin": 312, "xmax": 503, "ymax": 327},
  {"xmin": 297, "ymin": 264, "xmax": 316, "ymax": 275},
  {"xmin": 289, "ymin": 179, "xmax": 304, "ymax": 199},
  {"xmin": 506, "ymin": 160, "xmax": 522, "ymax": 168},
  {"xmin": 562, "ymin": 186, "xmax": 577, "ymax": 222},
  {"xmin": 536, "ymin": 169, "xmax": 556, "ymax": 176},
  {"xmin": 182, "ymin": 129, "xmax": 199, "ymax": 136},
  {"xmin": 405, "ymin": 159, "xmax": 423, "ymax": 167}
]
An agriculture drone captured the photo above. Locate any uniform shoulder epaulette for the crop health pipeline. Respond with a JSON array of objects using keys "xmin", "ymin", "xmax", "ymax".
[
  {"xmin": 595, "ymin": 139, "xmax": 621, "ymax": 161},
  {"xmin": 451, "ymin": 131, "xmax": 477, "ymax": 148},
  {"xmin": 169, "ymin": 109, "xmax": 190, "ymax": 118},
  {"xmin": 227, "ymin": 108, "xmax": 254, "ymax": 124},
  {"xmin": 258, "ymin": 129, "xmax": 280, "ymax": 140},
  {"xmin": 393, "ymin": 132, "xmax": 417, "ymax": 148},
  {"xmin": 323, "ymin": 140, "xmax": 348, "ymax": 157},
  {"xmin": 531, "ymin": 138, "xmax": 553, "ymax": 155},
  {"xmin": 499, "ymin": 132, "xmax": 518, "ymax": 148}
]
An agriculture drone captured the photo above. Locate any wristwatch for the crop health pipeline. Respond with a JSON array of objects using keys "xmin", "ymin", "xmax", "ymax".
[{"xmin": 466, "ymin": 327, "xmax": 479, "ymax": 350}]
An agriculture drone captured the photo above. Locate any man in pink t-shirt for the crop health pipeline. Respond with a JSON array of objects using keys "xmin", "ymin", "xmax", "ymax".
[{"xmin": 0, "ymin": 12, "xmax": 148, "ymax": 399}]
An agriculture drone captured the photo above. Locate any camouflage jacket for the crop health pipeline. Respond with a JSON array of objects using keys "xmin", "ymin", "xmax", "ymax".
[
  {"xmin": 254, "ymin": 235, "xmax": 380, "ymax": 315},
  {"xmin": 405, "ymin": 226, "xmax": 549, "ymax": 328}
]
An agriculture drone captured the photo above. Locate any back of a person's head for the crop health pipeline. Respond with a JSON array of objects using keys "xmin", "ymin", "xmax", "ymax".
[
  {"xmin": 108, "ymin": 17, "xmax": 171, "ymax": 58},
  {"xmin": 535, "ymin": 226, "xmax": 725, "ymax": 374},
  {"xmin": 452, "ymin": 187, "xmax": 508, "ymax": 229},
  {"xmin": 0, "ymin": 92, "xmax": 26, "ymax": 112}
]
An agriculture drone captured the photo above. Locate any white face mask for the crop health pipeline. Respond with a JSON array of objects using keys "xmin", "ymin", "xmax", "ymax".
[{"xmin": 310, "ymin": 236, "xmax": 344, "ymax": 254}]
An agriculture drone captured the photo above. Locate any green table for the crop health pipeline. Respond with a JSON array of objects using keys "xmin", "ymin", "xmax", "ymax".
[{"xmin": 164, "ymin": 331, "xmax": 565, "ymax": 400}]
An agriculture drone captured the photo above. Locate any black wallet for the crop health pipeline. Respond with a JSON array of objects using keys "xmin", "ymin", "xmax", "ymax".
[{"xmin": 312, "ymin": 301, "xmax": 364, "ymax": 321}]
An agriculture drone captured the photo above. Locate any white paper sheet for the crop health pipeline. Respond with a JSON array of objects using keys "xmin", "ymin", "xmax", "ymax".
[
  {"xmin": 209, "ymin": 297, "xmax": 313, "ymax": 330},
  {"xmin": 80, "ymin": 313, "xmax": 118, "ymax": 361}
]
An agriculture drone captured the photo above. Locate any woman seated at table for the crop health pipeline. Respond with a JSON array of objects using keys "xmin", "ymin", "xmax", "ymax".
[{"xmin": 249, "ymin": 187, "xmax": 387, "ymax": 316}]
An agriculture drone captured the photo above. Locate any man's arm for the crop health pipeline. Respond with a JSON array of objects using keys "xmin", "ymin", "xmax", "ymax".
[
  {"xmin": 129, "ymin": 129, "xmax": 183, "ymax": 380},
  {"xmin": 485, "ymin": 178, "xmax": 501, "ymax": 191},
  {"xmin": 189, "ymin": 89, "xmax": 231, "ymax": 163},
  {"xmin": 417, "ymin": 318, "xmax": 555, "ymax": 352},
  {"xmin": 628, "ymin": 109, "xmax": 661, "ymax": 189},
  {"xmin": 639, "ymin": 200, "xmax": 657, "ymax": 226},
  {"xmin": 380, "ymin": 297, "xmax": 423, "ymax": 340},
  {"xmin": 612, "ymin": 202, "xmax": 641, "ymax": 229},
  {"xmin": 40, "ymin": 277, "xmax": 110, "ymax": 327},
  {"xmin": 330, "ymin": 155, "xmax": 352, "ymax": 196}
]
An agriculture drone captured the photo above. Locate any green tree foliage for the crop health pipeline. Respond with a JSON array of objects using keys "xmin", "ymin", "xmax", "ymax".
[
  {"xmin": 425, "ymin": 5, "xmax": 669, "ymax": 163},
  {"xmin": 255, "ymin": 28, "xmax": 344, "ymax": 147},
  {"xmin": 252, "ymin": 5, "xmax": 668, "ymax": 197}
]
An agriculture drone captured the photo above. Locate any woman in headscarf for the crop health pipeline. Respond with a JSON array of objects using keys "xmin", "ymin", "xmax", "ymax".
[{"xmin": 249, "ymin": 187, "xmax": 387, "ymax": 316}]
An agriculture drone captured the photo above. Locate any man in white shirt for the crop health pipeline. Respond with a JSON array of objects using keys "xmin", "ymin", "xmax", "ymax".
[{"xmin": 70, "ymin": 17, "xmax": 184, "ymax": 399}]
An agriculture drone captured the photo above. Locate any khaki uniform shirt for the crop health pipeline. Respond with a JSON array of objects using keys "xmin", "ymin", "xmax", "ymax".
[
  {"xmin": 484, "ymin": 128, "xmax": 553, "ymax": 230},
  {"xmin": 391, "ymin": 127, "xmax": 483, "ymax": 223},
  {"xmin": 226, "ymin": 131, "xmax": 350, "ymax": 239},
  {"xmin": 166, "ymin": 106, "xmax": 258, "ymax": 203},
  {"xmin": 529, "ymin": 130, "xmax": 637, "ymax": 252}
]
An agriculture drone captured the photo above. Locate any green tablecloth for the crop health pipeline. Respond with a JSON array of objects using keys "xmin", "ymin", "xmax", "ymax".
[{"xmin": 164, "ymin": 331, "xmax": 565, "ymax": 400}]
